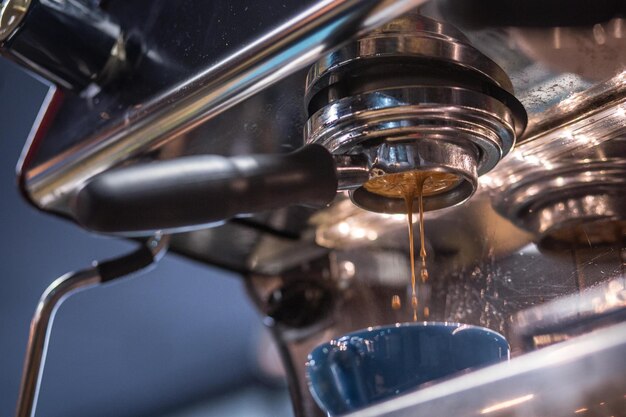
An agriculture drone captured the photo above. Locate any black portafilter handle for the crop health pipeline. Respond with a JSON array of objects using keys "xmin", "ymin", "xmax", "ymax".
[{"xmin": 73, "ymin": 144, "xmax": 339, "ymax": 235}]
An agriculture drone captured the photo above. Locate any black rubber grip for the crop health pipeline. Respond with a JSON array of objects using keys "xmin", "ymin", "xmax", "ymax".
[
  {"xmin": 73, "ymin": 145, "xmax": 338, "ymax": 235},
  {"xmin": 96, "ymin": 244, "xmax": 156, "ymax": 283}
]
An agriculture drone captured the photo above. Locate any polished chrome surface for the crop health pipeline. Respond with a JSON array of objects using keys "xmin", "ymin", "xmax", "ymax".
[
  {"xmin": 345, "ymin": 321, "xmax": 626, "ymax": 417},
  {"xmin": 23, "ymin": 0, "xmax": 428, "ymax": 212},
  {"xmin": 490, "ymin": 81, "xmax": 626, "ymax": 247},
  {"xmin": 248, "ymin": 231, "xmax": 625, "ymax": 417},
  {"xmin": 6, "ymin": 3, "xmax": 626, "ymax": 417},
  {"xmin": 334, "ymin": 153, "xmax": 370, "ymax": 191},
  {"xmin": 305, "ymin": 87, "xmax": 517, "ymax": 162},
  {"xmin": 13, "ymin": 2, "xmax": 625, "ymax": 270},
  {"xmin": 305, "ymin": 14, "xmax": 523, "ymax": 213},
  {"xmin": 0, "ymin": 0, "xmax": 30, "ymax": 42},
  {"xmin": 351, "ymin": 140, "xmax": 478, "ymax": 213},
  {"xmin": 494, "ymin": 159, "xmax": 626, "ymax": 245},
  {"xmin": 510, "ymin": 18, "xmax": 626, "ymax": 83},
  {"xmin": 15, "ymin": 268, "xmax": 101, "ymax": 417},
  {"xmin": 15, "ymin": 235, "xmax": 169, "ymax": 417},
  {"xmin": 304, "ymin": 12, "xmax": 513, "ymax": 101},
  {"xmin": 515, "ymin": 71, "xmax": 626, "ymax": 147},
  {"xmin": 514, "ymin": 278, "xmax": 626, "ymax": 351}
]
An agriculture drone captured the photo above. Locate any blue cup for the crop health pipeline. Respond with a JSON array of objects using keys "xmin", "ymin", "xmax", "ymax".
[{"xmin": 306, "ymin": 322, "xmax": 509, "ymax": 415}]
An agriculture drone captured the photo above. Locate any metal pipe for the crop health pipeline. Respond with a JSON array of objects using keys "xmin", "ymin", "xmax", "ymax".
[
  {"xmin": 15, "ymin": 235, "xmax": 169, "ymax": 417},
  {"xmin": 15, "ymin": 269, "xmax": 100, "ymax": 417},
  {"xmin": 335, "ymin": 154, "xmax": 370, "ymax": 191},
  {"xmin": 25, "ymin": 0, "xmax": 428, "ymax": 212}
]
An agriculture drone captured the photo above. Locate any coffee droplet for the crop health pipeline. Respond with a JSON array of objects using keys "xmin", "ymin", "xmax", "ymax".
[
  {"xmin": 424, "ymin": 306, "xmax": 430, "ymax": 318},
  {"xmin": 391, "ymin": 295, "xmax": 402, "ymax": 310},
  {"xmin": 420, "ymin": 267, "xmax": 429, "ymax": 283}
]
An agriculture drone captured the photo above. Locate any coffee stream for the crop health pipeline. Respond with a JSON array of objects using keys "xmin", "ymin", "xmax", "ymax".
[
  {"xmin": 365, "ymin": 171, "xmax": 458, "ymax": 321},
  {"xmin": 404, "ymin": 175, "xmax": 428, "ymax": 321}
]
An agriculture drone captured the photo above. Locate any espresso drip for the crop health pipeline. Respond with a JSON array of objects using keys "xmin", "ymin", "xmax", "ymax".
[
  {"xmin": 365, "ymin": 171, "xmax": 455, "ymax": 321},
  {"xmin": 404, "ymin": 174, "xmax": 428, "ymax": 322}
]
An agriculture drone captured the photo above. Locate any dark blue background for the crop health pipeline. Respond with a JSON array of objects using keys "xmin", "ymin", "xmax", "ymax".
[{"xmin": 0, "ymin": 60, "xmax": 290, "ymax": 417}]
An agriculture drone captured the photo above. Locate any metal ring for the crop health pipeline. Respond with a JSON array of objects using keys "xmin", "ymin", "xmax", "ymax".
[
  {"xmin": 350, "ymin": 139, "xmax": 479, "ymax": 213},
  {"xmin": 492, "ymin": 159, "xmax": 626, "ymax": 245},
  {"xmin": 306, "ymin": 34, "xmax": 514, "ymax": 102},
  {"xmin": 305, "ymin": 87, "xmax": 517, "ymax": 175}
]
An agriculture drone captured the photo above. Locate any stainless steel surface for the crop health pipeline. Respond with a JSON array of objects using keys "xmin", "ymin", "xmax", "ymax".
[
  {"xmin": 0, "ymin": 0, "xmax": 30, "ymax": 42},
  {"xmin": 514, "ymin": 278, "xmax": 626, "ymax": 350},
  {"xmin": 334, "ymin": 154, "xmax": 370, "ymax": 191},
  {"xmin": 15, "ymin": 268, "xmax": 101, "ymax": 417},
  {"xmin": 350, "ymin": 140, "xmax": 478, "ymax": 213},
  {"xmin": 304, "ymin": 14, "xmax": 524, "ymax": 213},
  {"xmin": 15, "ymin": 235, "xmax": 169, "ymax": 417},
  {"xmin": 345, "ymin": 321, "xmax": 626, "ymax": 417},
  {"xmin": 13, "ymin": 2, "xmax": 626, "ymax": 274},
  {"xmin": 510, "ymin": 18, "xmax": 626, "ymax": 83},
  {"xmin": 5, "ymin": 2, "xmax": 626, "ymax": 417},
  {"xmin": 490, "ymin": 80, "xmax": 626, "ymax": 247},
  {"xmin": 494, "ymin": 159, "xmax": 626, "ymax": 245},
  {"xmin": 248, "ymin": 210, "xmax": 625, "ymax": 416},
  {"xmin": 129, "ymin": 10, "xmax": 623, "ymax": 412},
  {"xmin": 304, "ymin": 12, "xmax": 513, "ymax": 100},
  {"xmin": 22, "ymin": 0, "xmax": 428, "ymax": 212}
]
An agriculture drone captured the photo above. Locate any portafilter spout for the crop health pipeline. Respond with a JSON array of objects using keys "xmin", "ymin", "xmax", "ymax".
[{"xmin": 304, "ymin": 13, "xmax": 526, "ymax": 213}]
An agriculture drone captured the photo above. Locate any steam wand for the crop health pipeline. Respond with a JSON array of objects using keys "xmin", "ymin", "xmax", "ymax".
[{"xmin": 15, "ymin": 234, "xmax": 169, "ymax": 417}]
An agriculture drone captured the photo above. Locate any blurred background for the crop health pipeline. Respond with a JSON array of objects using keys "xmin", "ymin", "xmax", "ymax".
[{"xmin": 0, "ymin": 60, "xmax": 292, "ymax": 417}]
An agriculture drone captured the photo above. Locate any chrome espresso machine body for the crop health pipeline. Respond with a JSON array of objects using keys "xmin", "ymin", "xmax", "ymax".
[{"xmin": 1, "ymin": 1, "xmax": 625, "ymax": 417}]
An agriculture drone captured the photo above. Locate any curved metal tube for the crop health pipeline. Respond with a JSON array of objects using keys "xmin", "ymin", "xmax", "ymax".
[
  {"xmin": 15, "ymin": 234, "xmax": 169, "ymax": 417},
  {"xmin": 25, "ymin": 0, "xmax": 427, "ymax": 212}
]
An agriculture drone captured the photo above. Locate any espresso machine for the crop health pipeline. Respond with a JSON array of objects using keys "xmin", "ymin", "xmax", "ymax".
[{"xmin": 1, "ymin": 0, "xmax": 625, "ymax": 416}]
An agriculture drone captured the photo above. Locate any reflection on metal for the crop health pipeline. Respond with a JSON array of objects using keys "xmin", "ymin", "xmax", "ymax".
[
  {"xmin": 514, "ymin": 278, "xmax": 626, "ymax": 351},
  {"xmin": 486, "ymin": 71, "xmax": 626, "ymax": 248},
  {"xmin": 1, "ymin": 0, "xmax": 126, "ymax": 91},
  {"xmin": 518, "ymin": 71, "xmax": 626, "ymax": 145},
  {"xmin": 491, "ymin": 137, "xmax": 625, "ymax": 248},
  {"xmin": 15, "ymin": 235, "xmax": 169, "ymax": 417},
  {"xmin": 482, "ymin": 72, "xmax": 626, "ymax": 188},
  {"xmin": 511, "ymin": 18, "xmax": 626, "ymax": 82},
  {"xmin": 493, "ymin": 159, "xmax": 626, "ymax": 246},
  {"xmin": 344, "ymin": 322, "xmax": 626, "ymax": 417},
  {"xmin": 23, "ymin": 0, "xmax": 428, "ymax": 212},
  {"xmin": 334, "ymin": 154, "xmax": 370, "ymax": 191},
  {"xmin": 15, "ymin": 269, "xmax": 101, "ymax": 417},
  {"xmin": 480, "ymin": 394, "xmax": 535, "ymax": 414},
  {"xmin": 304, "ymin": 13, "xmax": 525, "ymax": 213},
  {"xmin": 0, "ymin": 0, "xmax": 30, "ymax": 42},
  {"xmin": 96, "ymin": 32, "xmax": 128, "ymax": 89},
  {"xmin": 312, "ymin": 198, "xmax": 405, "ymax": 249},
  {"xmin": 5, "ymin": 4, "xmax": 626, "ymax": 417}
]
